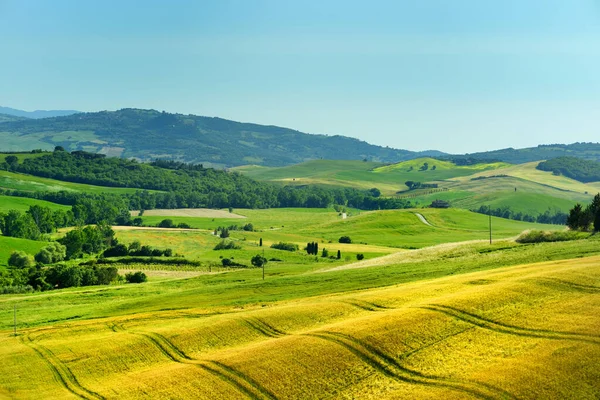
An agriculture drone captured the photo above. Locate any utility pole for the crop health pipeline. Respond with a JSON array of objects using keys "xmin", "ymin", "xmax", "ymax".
[{"xmin": 489, "ymin": 210, "xmax": 492, "ymax": 245}]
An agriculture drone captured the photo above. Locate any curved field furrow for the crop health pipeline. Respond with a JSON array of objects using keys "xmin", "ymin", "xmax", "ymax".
[
  {"xmin": 199, "ymin": 361, "xmax": 278, "ymax": 400},
  {"xmin": 537, "ymin": 278, "xmax": 600, "ymax": 293},
  {"xmin": 422, "ymin": 305, "xmax": 600, "ymax": 344},
  {"xmin": 129, "ymin": 329, "xmax": 276, "ymax": 399},
  {"xmin": 243, "ymin": 318, "xmax": 285, "ymax": 338},
  {"xmin": 345, "ymin": 300, "xmax": 391, "ymax": 311},
  {"xmin": 20, "ymin": 335, "xmax": 105, "ymax": 400},
  {"xmin": 306, "ymin": 331, "xmax": 515, "ymax": 400}
]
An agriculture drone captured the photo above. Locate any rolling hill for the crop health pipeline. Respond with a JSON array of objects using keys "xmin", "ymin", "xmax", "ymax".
[
  {"xmin": 0, "ymin": 106, "xmax": 80, "ymax": 119},
  {"xmin": 0, "ymin": 108, "xmax": 444, "ymax": 167},
  {"xmin": 1, "ymin": 234, "xmax": 599, "ymax": 398},
  {"xmin": 236, "ymin": 158, "xmax": 600, "ymax": 216},
  {"xmin": 460, "ymin": 142, "xmax": 600, "ymax": 163}
]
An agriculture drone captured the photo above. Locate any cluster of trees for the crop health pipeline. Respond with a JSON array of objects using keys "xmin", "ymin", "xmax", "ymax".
[
  {"xmin": 537, "ymin": 157, "xmax": 600, "ymax": 183},
  {"xmin": 404, "ymin": 181, "xmax": 438, "ymax": 191},
  {"xmin": 214, "ymin": 240, "xmax": 241, "ymax": 250},
  {"xmin": 306, "ymin": 242, "xmax": 319, "ymax": 255},
  {"xmin": 270, "ymin": 242, "xmax": 298, "ymax": 251},
  {"xmin": 59, "ymin": 224, "xmax": 115, "ymax": 259},
  {"xmin": 473, "ymin": 205, "xmax": 567, "ymax": 225},
  {"xmin": 567, "ymin": 194, "xmax": 600, "ymax": 231},
  {"xmin": 103, "ymin": 240, "xmax": 173, "ymax": 258},
  {"xmin": 0, "ymin": 206, "xmax": 73, "ymax": 240},
  {"xmin": 1, "ymin": 227, "xmax": 172, "ymax": 292},
  {"xmin": 1, "ymin": 150, "xmax": 414, "ymax": 211},
  {"xmin": 156, "ymin": 219, "xmax": 191, "ymax": 229},
  {"xmin": 1, "ymin": 253, "xmax": 120, "ymax": 291}
]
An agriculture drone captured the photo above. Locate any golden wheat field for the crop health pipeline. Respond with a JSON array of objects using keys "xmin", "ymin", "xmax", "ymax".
[{"xmin": 1, "ymin": 253, "xmax": 599, "ymax": 399}]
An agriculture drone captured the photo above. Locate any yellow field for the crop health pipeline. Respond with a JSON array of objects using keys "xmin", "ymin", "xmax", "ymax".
[{"xmin": 2, "ymin": 254, "xmax": 599, "ymax": 399}]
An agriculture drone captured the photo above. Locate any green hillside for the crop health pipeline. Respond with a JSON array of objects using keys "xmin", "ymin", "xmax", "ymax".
[
  {"xmin": 0, "ymin": 170, "xmax": 147, "ymax": 194},
  {"xmin": 0, "ymin": 108, "xmax": 444, "ymax": 167},
  {"xmin": 235, "ymin": 158, "xmax": 509, "ymax": 195},
  {"xmin": 0, "ymin": 195, "xmax": 70, "ymax": 213},
  {"xmin": 237, "ymin": 158, "xmax": 599, "ymax": 217},
  {"xmin": 463, "ymin": 142, "xmax": 600, "ymax": 163}
]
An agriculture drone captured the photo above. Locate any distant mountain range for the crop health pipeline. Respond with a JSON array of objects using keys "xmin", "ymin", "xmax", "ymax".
[
  {"xmin": 0, "ymin": 106, "xmax": 80, "ymax": 119},
  {"xmin": 0, "ymin": 106, "xmax": 598, "ymax": 167}
]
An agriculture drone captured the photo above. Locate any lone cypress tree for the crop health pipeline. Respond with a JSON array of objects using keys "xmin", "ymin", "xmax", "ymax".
[
  {"xmin": 337, "ymin": 249, "xmax": 341, "ymax": 259},
  {"xmin": 259, "ymin": 238, "xmax": 263, "ymax": 247}
]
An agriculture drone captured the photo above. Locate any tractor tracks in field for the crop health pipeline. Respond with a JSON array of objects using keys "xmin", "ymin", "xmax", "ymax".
[
  {"xmin": 420, "ymin": 304, "xmax": 600, "ymax": 345},
  {"xmin": 345, "ymin": 300, "xmax": 392, "ymax": 312},
  {"xmin": 115, "ymin": 326, "xmax": 277, "ymax": 400},
  {"xmin": 535, "ymin": 277, "xmax": 600, "ymax": 294},
  {"xmin": 305, "ymin": 331, "xmax": 516, "ymax": 400},
  {"xmin": 19, "ymin": 334, "xmax": 105, "ymax": 400},
  {"xmin": 243, "ymin": 317, "xmax": 287, "ymax": 338}
]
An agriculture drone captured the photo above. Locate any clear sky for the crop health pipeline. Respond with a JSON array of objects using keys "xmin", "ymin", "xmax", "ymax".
[{"xmin": 1, "ymin": 0, "xmax": 599, "ymax": 153}]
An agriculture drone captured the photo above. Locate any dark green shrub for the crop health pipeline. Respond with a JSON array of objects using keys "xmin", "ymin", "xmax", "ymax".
[
  {"xmin": 214, "ymin": 240, "xmax": 241, "ymax": 250},
  {"xmin": 158, "ymin": 219, "xmax": 175, "ymax": 228},
  {"xmin": 125, "ymin": 271, "xmax": 147, "ymax": 283},
  {"xmin": 356, "ymin": 253, "xmax": 364, "ymax": 260},
  {"xmin": 338, "ymin": 236, "xmax": 352, "ymax": 244},
  {"xmin": 103, "ymin": 244, "xmax": 129, "ymax": 257},
  {"xmin": 270, "ymin": 242, "xmax": 299, "ymax": 252},
  {"xmin": 251, "ymin": 254, "xmax": 267, "ymax": 268}
]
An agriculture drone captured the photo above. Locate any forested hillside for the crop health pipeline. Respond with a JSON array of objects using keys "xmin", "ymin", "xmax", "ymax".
[
  {"xmin": 537, "ymin": 156, "xmax": 600, "ymax": 183},
  {"xmin": 0, "ymin": 108, "xmax": 443, "ymax": 167},
  {"xmin": 0, "ymin": 150, "xmax": 411, "ymax": 211},
  {"xmin": 463, "ymin": 143, "xmax": 600, "ymax": 163}
]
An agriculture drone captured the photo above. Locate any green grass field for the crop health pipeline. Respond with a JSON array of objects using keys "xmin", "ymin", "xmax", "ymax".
[
  {"xmin": 0, "ymin": 236, "xmax": 47, "ymax": 269},
  {"xmin": 234, "ymin": 158, "xmax": 510, "ymax": 195},
  {"xmin": 0, "ymin": 157, "xmax": 598, "ymax": 398},
  {"xmin": 236, "ymin": 158, "xmax": 600, "ymax": 215},
  {"xmin": 0, "ymin": 170, "xmax": 148, "ymax": 194},
  {"xmin": 0, "ymin": 195, "xmax": 70, "ymax": 213},
  {"xmin": 1, "ymin": 236, "xmax": 599, "ymax": 399}
]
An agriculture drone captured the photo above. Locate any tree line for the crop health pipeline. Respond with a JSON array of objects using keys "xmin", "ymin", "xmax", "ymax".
[
  {"xmin": 566, "ymin": 194, "xmax": 600, "ymax": 231},
  {"xmin": 1, "ymin": 150, "xmax": 413, "ymax": 211},
  {"xmin": 473, "ymin": 205, "xmax": 567, "ymax": 225}
]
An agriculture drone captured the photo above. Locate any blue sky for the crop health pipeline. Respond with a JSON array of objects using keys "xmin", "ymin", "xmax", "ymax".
[{"xmin": 1, "ymin": 0, "xmax": 599, "ymax": 153}]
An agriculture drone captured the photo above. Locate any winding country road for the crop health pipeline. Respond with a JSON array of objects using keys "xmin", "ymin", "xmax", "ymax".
[{"xmin": 414, "ymin": 212, "xmax": 433, "ymax": 227}]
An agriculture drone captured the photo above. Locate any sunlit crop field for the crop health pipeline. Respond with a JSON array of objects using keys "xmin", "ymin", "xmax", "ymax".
[{"xmin": 1, "ymin": 250, "xmax": 599, "ymax": 399}]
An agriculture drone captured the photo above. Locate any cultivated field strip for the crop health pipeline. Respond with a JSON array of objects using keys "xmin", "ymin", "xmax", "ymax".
[
  {"xmin": 122, "ymin": 327, "xmax": 277, "ymax": 400},
  {"xmin": 421, "ymin": 304, "xmax": 600, "ymax": 344},
  {"xmin": 305, "ymin": 331, "xmax": 516, "ymax": 400},
  {"xmin": 20, "ymin": 334, "xmax": 105, "ymax": 400}
]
